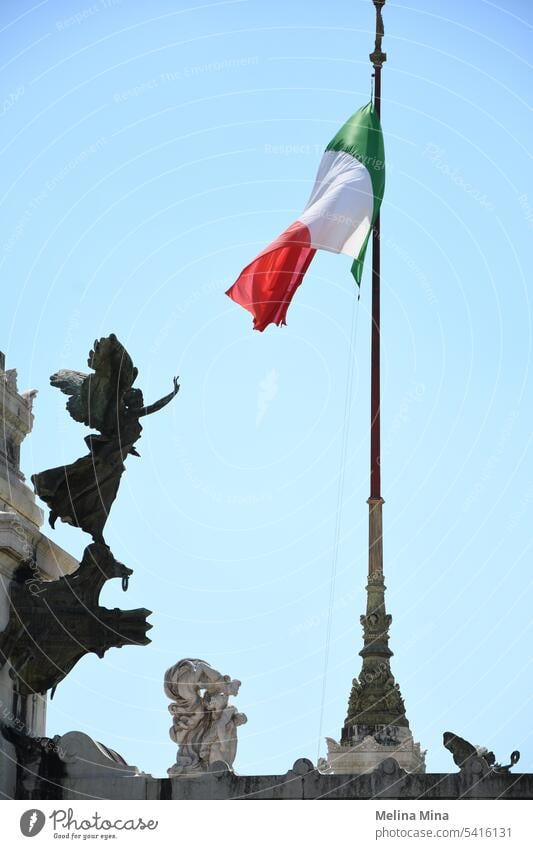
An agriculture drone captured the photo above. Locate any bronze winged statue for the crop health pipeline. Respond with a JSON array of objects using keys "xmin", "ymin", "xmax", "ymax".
[{"xmin": 32, "ymin": 334, "xmax": 179, "ymax": 544}]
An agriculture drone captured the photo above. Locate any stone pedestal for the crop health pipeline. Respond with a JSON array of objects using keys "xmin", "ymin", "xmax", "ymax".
[{"xmin": 325, "ymin": 726, "xmax": 426, "ymax": 775}]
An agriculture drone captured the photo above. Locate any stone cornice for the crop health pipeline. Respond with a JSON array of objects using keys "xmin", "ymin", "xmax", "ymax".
[{"xmin": 0, "ymin": 510, "xmax": 78, "ymax": 580}]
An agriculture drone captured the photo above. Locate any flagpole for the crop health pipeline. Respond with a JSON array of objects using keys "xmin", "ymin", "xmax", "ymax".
[
  {"xmin": 340, "ymin": 0, "xmax": 414, "ymax": 752},
  {"xmin": 370, "ymin": 0, "xmax": 385, "ymax": 505},
  {"xmin": 366, "ymin": 2, "xmax": 387, "ymax": 600},
  {"xmin": 332, "ymin": 2, "xmax": 425, "ymax": 772}
]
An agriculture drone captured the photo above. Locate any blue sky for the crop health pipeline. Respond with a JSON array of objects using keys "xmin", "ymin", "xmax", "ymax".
[{"xmin": 1, "ymin": 0, "xmax": 532, "ymax": 778}]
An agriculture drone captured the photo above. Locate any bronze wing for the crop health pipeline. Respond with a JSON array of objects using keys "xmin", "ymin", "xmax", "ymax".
[
  {"xmin": 50, "ymin": 369, "xmax": 89, "ymax": 424},
  {"xmin": 51, "ymin": 334, "xmax": 138, "ymax": 436}
]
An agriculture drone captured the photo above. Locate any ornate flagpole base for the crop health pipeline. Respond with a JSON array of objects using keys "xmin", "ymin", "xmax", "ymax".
[
  {"xmin": 324, "ymin": 497, "xmax": 426, "ymax": 775},
  {"xmin": 325, "ymin": 727, "xmax": 425, "ymax": 775}
]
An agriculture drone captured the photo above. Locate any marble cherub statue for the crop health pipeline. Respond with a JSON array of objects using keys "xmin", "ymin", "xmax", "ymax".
[{"xmin": 164, "ymin": 658, "xmax": 247, "ymax": 776}]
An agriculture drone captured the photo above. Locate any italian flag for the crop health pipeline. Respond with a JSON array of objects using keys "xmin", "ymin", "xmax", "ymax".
[{"xmin": 226, "ymin": 101, "xmax": 385, "ymax": 331}]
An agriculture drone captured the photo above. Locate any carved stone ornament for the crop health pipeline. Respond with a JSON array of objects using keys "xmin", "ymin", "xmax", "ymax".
[
  {"xmin": 325, "ymin": 728, "xmax": 426, "ymax": 776},
  {"xmin": 344, "ymin": 664, "xmax": 408, "ymax": 736},
  {"xmin": 0, "ymin": 543, "xmax": 152, "ymax": 695},
  {"xmin": 443, "ymin": 732, "xmax": 520, "ymax": 775}
]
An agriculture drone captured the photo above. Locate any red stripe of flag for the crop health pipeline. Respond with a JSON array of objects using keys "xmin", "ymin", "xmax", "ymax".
[{"xmin": 226, "ymin": 221, "xmax": 316, "ymax": 332}]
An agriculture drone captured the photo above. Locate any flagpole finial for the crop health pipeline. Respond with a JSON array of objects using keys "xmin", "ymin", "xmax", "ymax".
[{"xmin": 370, "ymin": 0, "xmax": 387, "ymax": 68}]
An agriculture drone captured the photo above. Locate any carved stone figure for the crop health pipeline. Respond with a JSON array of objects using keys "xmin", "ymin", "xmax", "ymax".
[
  {"xmin": 443, "ymin": 732, "xmax": 520, "ymax": 774},
  {"xmin": 344, "ymin": 664, "xmax": 407, "ymax": 736},
  {"xmin": 164, "ymin": 658, "xmax": 247, "ymax": 776},
  {"xmin": 443, "ymin": 732, "xmax": 480, "ymax": 768},
  {"xmin": 0, "ymin": 543, "xmax": 152, "ymax": 694},
  {"xmin": 31, "ymin": 334, "xmax": 179, "ymax": 544}
]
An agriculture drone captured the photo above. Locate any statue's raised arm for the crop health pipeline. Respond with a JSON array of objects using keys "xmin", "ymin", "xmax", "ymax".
[{"xmin": 138, "ymin": 376, "xmax": 180, "ymax": 418}]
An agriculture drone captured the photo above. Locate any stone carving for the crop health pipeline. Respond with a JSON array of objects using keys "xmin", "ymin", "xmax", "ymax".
[
  {"xmin": 326, "ymin": 730, "xmax": 426, "ymax": 775},
  {"xmin": 344, "ymin": 664, "xmax": 408, "ymax": 739},
  {"xmin": 443, "ymin": 732, "xmax": 520, "ymax": 775},
  {"xmin": 443, "ymin": 731, "xmax": 479, "ymax": 768},
  {"xmin": 32, "ymin": 334, "xmax": 179, "ymax": 545},
  {"xmin": 0, "ymin": 364, "xmax": 37, "ymax": 482},
  {"xmin": 0, "ymin": 354, "xmax": 79, "ymax": 582},
  {"xmin": 290, "ymin": 758, "xmax": 315, "ymax": 776},
  {"xmin": 55, "ymin": 731, "xmax": 143, "ymax": 778},
  {"xmin": 491, "ymin": 751, "xmax": 521, "ymax": 774},
  {"xmin": 0, "ymin": 543, "xmax": 152, "ymax": 695},
  {"xmin": 0, "ymin": 726, "xmax": 144, "ymax": 798},
  {"xmin": 164, "ymin": 658, "xmax": 247, "ymax": 776}
]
